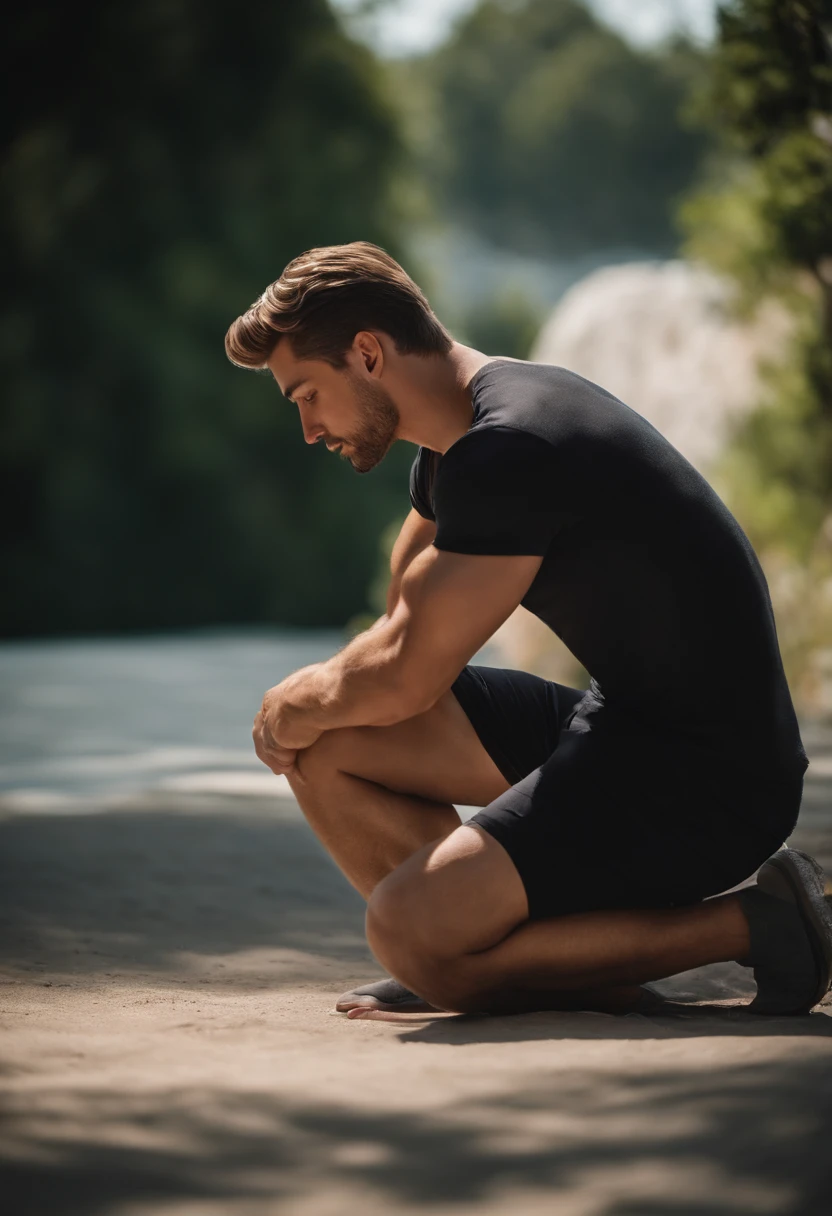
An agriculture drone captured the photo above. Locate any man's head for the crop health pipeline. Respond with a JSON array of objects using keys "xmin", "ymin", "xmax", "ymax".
[{"xmin": 225, "ymin": 241, "xmax": 453, "ymax": 473}]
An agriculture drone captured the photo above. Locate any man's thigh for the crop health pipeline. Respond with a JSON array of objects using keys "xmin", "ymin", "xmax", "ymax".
[
  {"xmin": 367, "ymin": 822, "xmax": 529, "ymax": 963},
  {"xmin": 305, "ymin": 683, "xmax": 512, "ymax": 809}
]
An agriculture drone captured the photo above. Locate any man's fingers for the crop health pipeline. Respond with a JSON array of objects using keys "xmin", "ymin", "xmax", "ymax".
[
  {"xmin": 252, "ymin": 708, "xmax": 300, "ymax": 775},
  {"xmin": 252, "ymin": 710, "xmax": 266, "ymax": 751},
  {"xmin": 253, "ymin": 709, "xmax": 274, "ymax": 750},
  {"xmin": 266, "ymin": 745, "xmax": 299, "ymax": 774},
  {"xmin": 252, "ymin": 714, "xmax": 270, "ymax": 764},
  {"xmin": 253, "ymin": 710, "xmax": 279, "ymax": 757},
  {"xmin": 253, "ymin": 727, "xmax": 298, "ymax": 774}
]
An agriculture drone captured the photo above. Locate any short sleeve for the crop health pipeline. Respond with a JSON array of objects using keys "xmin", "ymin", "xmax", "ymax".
[
  {"xmin": 409, "ymin": 448, "xmax": 438, "ymax": 522},
  {"xmin": 432, "ymin": 426, "xmax": 563, "ymax": 556}
]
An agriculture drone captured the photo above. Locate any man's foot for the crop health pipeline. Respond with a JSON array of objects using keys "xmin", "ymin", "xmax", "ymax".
[
  {"xmin": 335, "ymin": 977, "xmax": 668, "ymax": 1016},
  {"xmin": 737, "ymin": 847, "xmax": 832, "ymax": 1015},
  {"xmin": 335, "ymin": 977, "xmax": 445, "ymax": 1014}
]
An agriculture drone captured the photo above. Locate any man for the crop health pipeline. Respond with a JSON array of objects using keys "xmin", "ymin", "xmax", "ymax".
[{"xmin": 225, "ymin": 240, "xmax": 832, "ymax": 1021}]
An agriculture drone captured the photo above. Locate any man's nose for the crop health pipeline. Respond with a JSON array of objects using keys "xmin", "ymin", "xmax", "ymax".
[{"xmin": 297, "ymin": 404, "xmax": 325, "ymax": 445}]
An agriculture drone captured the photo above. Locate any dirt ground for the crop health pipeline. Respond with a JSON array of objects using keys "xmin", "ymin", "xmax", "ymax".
[
  {"xmin": 1, "ymin": 734, "xmax": 831, "ymax": 1216},
  {"xmin": 1, "ymin": 636, "xmax": 832, "ymax": 1215}
]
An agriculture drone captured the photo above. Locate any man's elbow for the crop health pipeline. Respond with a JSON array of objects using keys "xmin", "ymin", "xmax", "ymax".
[
  {"xmin": 377, "ymin": 609, "xmax": 451, "ymax": 723},
  {"xmin": 381, "ymin": 654, "xmax": 451, "ymax": 724},
  {"xmin": 369, "ymin": 673, "xmax": 434, "ymax": 725}
]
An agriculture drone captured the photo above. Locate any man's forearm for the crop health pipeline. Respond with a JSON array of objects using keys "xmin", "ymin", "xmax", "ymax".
[
  {"xmin": 264, "ymin": 541, "xmax": 431, "ymax": 750},
  {"xmin": 280, "ymin": 614, "xmax": 420, "ymax": 736}
]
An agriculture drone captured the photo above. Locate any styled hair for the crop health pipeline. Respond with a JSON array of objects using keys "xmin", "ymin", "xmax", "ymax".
[{"xmin": 225, "ymin": 241, "xmax": 453, "ymax": 370}]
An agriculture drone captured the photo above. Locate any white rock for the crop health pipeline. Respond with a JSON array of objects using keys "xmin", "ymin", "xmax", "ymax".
[
  {"xmin": 530, "ymin": 259, "xmax": 793, "ymax": 475},
  {"xmin": 491, "ymin": 260, "xmax": 795, "ymax": 685}
]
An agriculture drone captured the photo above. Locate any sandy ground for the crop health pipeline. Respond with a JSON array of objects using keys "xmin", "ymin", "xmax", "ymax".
[{"xmin": 2, "ymin": 636, "xmax": 832, "ymax": 1215}]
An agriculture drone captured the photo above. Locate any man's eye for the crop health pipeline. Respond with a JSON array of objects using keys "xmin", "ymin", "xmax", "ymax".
[{"xmin": 304, "ymin": 391, "xmax": 317, "ymax": 405}]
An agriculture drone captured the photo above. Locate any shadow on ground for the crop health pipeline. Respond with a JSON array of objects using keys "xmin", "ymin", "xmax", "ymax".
[
  {"xmin": 388, "ymin": 1001, "xmax": 832, "ymax": 1044},
  {"xmin": 2, "ymin": 1058, "xmax": 831, "ymax": 1216},
  {"xmin": 0, "ymin": 803, "xmax": 370, "ymax": 981},
  {"xmin": 1, "ymin": 763, "xmax": 831, "ymax": 999}
]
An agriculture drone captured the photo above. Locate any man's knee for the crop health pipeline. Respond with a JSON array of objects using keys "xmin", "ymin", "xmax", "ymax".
[
  {"xmin": 294, "ymin": 725, "xmax": 358, "ymax": 782},
  {"xmin": 365, "ymin": 870, "xmax": 478, "ymax": 1011}
]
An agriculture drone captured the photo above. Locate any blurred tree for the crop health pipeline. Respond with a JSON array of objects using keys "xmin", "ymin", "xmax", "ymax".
[
  {"xmin": 456, "ymin": 288, "xmax": 545, "ymax": 360},
  {"xmin": 0, "ymin": 0, "xmax": 417, "ymax": 636},
  {"xmin": 398, "ymin": 0, "xmax": 711, "ymax": 256},
  {"xmin": 678, "ymin": 0, "xmax": 832, "ymax": 707},
  {"xmin": 345, "ymin": 511, "xmax": 406, "ymax": 638}
]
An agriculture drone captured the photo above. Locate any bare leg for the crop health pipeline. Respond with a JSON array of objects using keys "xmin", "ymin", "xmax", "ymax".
[
  {"xmin": 282, "ymin": 701, "xmax": 660, "ymax": 1013},
  {"xmin": 281, "ymin": 688, "xmax": 501, "ymax": 899},
  {"xmin": 365, "ymin": 825, "xmax": 752, "ymax": 1015},
  {"xmin": 286, "ymin": 761, "xmax": 460, "ymax": 899},
  {"xmin": 444, "ymin": 894, "xmax": 750, "ymax": 1012}
]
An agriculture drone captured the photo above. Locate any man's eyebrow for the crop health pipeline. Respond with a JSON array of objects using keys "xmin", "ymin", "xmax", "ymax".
[{"xmin": 281, "ymin": 378, "xmax": 308, "ymax": 404}]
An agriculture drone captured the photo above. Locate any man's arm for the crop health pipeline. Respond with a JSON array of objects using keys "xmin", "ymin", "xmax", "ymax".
[
  {"xmin": 260, "ymin": 542, "xmax": 543, "ymax": 750},
  {"xmin": 252, "ymin": 508, "xmax": 437, "ymax": 772},
  {"xmin": 346, "ymin": 507, "xmax": 436, "ymax": 640},
  {"xmin": 386, "ymin": 507, "xmax": 437, "ymax": 618}
]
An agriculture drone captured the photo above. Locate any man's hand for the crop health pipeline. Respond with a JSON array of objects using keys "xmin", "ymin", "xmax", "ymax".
[
  {"xmin": 252, "ymin": 706, "xmax": 301, "ymax": 774},
  {"xmin": 252, "ymin": 664, "xmax": 327, "ymax": 775}
]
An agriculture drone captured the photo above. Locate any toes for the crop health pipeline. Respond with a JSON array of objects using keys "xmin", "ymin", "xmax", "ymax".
[
  {"xmin": 346, "ymin": 1006, "xmax": 457, "ymax": 1023},
  {"xmin": 335, "ymin": 977, "xmax": 442, "ymax": 1014},
  {"xmin": 336, "ymin": 994, "xmax": 441, "ymax": 1014}
]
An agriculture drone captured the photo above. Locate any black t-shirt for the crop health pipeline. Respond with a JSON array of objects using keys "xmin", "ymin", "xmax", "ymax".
[{"xmin": 409, "ymin": 358, "xmax": 808, "ymax": 778}]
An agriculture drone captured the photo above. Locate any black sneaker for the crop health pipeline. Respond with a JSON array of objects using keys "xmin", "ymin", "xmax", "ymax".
[{"xmin": 738, "ymin": 848, "xmax": 832, "ymax": 1015}]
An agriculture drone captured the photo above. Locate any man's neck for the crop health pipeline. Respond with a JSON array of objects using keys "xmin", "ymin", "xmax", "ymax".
[{"xmin": 391, "ymin": 342, "xmax": 498, "ymax": 454}]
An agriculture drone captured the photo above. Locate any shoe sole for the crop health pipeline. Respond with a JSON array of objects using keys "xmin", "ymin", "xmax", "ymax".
[{"xmin": 756, "ymin": 848, "xmax": 832, "ymax": 1012}]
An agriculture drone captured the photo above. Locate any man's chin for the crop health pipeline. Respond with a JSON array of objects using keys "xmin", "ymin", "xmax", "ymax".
[{"xmin": 347, "ymin": 444, "xmax": 394, "ymax": 474}]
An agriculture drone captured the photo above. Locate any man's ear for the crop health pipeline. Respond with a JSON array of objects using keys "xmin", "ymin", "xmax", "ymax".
[{"xmin": 353, "ymin": 330, "xmax": 384, "ymax": 378}]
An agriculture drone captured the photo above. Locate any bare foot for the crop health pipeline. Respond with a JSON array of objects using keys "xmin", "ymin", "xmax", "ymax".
[
  {"xmin": 341, "ymin": 982, "xmax": 667, "ymax": 1022},
  {"xmin": 335, "ymin": 977, "xmax": 445, "ymax": 1015},
  {"xmin": 346, "ymin": 1006, "xmax": 458, "ymax": 1022}
]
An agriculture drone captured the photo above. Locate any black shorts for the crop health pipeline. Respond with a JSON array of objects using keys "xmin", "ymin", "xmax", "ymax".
[{"xmin": 450, "ymin": 664, "xmax": 805, "ymax": 921}]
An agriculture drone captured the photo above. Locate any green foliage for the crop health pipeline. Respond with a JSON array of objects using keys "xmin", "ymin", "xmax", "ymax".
[
  {"xmin": 679, "ymin": 0, "xmax": 832, "ymax": 543},
  {"xmin": 678, "ymin": 142, "xmax": 832, "ymax": 314},
  {"xmin": 344, "ymin": 512, "xmax": 407, "ymax": 639},
  {"xmin": 678, "ymin": 0, "xmax": 832, "ymax": 705},
  {"xmin": 761, "ymin": 127, "xmax": 832, "ymax": 271},
  {"xmin": 1, "ymin": 0, "xmax": 417, "ymax": 636},
  {"xmin": 399, "ymin": 0, "xmax": 712, "ymax": 256},
  {"xmin": 455, "ymin": 290, "xmax": 546, "ymax": 360},
  {"xmin": 686, "ymin": 0, "xmax": 832, "ymax": 157},
  {"xmin": 713, "ymin": 298, "xmax": 832, "ymax": 559}
]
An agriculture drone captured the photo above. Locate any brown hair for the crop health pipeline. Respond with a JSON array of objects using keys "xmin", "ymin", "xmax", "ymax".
[{"xmin": 225, "ymin": 241, "xmax": 453, "ymax": 370}]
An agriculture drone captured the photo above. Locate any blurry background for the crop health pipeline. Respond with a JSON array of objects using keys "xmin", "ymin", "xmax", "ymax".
[
  {"xmin": 4, "ymin": 13, "xmax": 832, "ymax": 1212},
  {"xmin": 2, "ymin": 0, "xmax": 831, "ymax": 809}
]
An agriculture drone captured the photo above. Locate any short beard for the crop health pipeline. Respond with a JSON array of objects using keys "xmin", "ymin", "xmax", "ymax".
[{"xmin": 340, "ymin": 372, "xmax": 400, "ymax": 474}]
